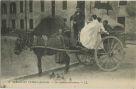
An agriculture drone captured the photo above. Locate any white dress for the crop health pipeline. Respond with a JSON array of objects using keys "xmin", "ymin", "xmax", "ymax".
[{"xmin": 80, "ymin": 20, "xmax": 106, "ymax": 49}]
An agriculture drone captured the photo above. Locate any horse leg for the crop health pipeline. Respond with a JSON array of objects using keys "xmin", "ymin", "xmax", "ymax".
[
  {"xmin": 64, "ymin": 53, "xmax": 70, "ymax": 73},
  {"xmin": 37, "ymin": 55, "xmax": 42, "ymax": 76}
]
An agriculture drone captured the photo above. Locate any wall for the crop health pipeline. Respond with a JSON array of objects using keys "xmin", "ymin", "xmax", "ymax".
[
  {"xmin": 85, "ymin": 1, "xmax": 136, "ymax": 33},
  {"xmin": 55, "ymin": 1, "xmax": 77, "ymax": 27},
  {"xmin": 1, "ymin": 0, "xmax": 136, "ymax": 33}
]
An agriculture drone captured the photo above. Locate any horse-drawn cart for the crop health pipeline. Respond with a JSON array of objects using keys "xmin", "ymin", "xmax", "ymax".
[
  {"xmin": 15, "ymin": 16, "xmax": 125, "ymax": 75},
  {"xmin": 31, "ymin": 31, "xmax": 125, "ymax": 72}
]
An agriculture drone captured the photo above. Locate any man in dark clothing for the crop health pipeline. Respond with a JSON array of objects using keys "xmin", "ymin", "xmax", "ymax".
[
  {"xmin": 70, "ymin": 7, "xmax": 85, "ymax": 40},
  {"xmin": 103, "ymin": 20, "xmax": 113, "ymax": 33}
]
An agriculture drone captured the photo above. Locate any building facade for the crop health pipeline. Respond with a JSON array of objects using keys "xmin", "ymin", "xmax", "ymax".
[
  {"xmin": 85, "ymin": 1, "xmax": 136, "ymax": 33},
  {"xmin": 1, "ymin": 0, "xmax": 136, "ymax": 33},
  {"xmin": 1, "ymin": 0, "xmax": 52, "ymax": 32}
]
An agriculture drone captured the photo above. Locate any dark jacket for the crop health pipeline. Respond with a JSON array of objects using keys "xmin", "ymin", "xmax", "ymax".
[
  {"xmin": 70, "ymin": 11, "xmax": 85, "ymax": 31},
  {"xmin": 104, "ymin": 24, "xmax": 113, "ymax": 33}
]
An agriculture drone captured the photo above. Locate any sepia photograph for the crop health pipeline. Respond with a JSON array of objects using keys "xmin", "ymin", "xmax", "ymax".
[{"xmin": 0, "ymin": 0, "xmax": 136, "ymax": 88}]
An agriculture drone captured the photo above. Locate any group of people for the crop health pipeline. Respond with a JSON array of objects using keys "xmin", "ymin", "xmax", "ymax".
[{"xmin": 70, "ymin": 7, "xmax": 112, "ymax": 49}]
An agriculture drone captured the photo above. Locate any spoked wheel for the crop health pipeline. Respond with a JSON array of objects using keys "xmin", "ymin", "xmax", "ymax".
[{"xmin": 95, "ymin": 36, "xmax": 125, "ymax": 71}]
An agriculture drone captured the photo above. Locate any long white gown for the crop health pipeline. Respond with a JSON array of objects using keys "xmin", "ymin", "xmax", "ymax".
[{"xmin": 80, "ymin": 20, "xmax": 106, "ymax": 49}]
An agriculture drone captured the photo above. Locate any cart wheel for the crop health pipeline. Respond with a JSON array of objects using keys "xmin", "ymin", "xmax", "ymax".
[
  {"xmin": 76, "ymin": 53, "xmax": 93, "ymax": 65},
  {"xmin": 95, "ymin": 36, "xmax": 124, "ymax": 71}
]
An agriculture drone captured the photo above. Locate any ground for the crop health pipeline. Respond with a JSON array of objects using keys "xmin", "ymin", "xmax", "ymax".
[
  {"xmin": 1, "ymin": 36, "xmax": 136, "ymax": 83},
  {"xmin": 16, "ymin": 45, "xmax": 136, "ymax": 81},
  {"xmin": 1, "ymin": 36, "xmax": 77, "ymax": 80}
]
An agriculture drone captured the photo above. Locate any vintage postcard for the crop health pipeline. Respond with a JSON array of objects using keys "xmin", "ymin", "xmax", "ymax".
[{"xmin": 0, "ymin": 0, "xmax": 136, "ymax": 88}]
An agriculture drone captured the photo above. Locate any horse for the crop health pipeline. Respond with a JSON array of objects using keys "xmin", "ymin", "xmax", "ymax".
[{"xmin": 14, "ymin": 31, "xmax": 71, "ymax": 76}]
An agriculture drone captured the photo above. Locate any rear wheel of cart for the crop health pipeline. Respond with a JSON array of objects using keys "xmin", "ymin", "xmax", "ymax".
[{"xmin": 95, "ymin": 36, "xmax": 125, "ymax": 71}]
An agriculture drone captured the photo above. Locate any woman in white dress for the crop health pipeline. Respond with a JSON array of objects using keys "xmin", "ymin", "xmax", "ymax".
[{"xmin": 80, "ymin": 15, "xmax": 108, "ymax": 49}]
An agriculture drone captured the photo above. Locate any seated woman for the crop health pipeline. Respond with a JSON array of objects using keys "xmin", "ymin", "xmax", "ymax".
[{"xmin": 80, "ymin": 15, "xmax": 108, "ymax": 50}]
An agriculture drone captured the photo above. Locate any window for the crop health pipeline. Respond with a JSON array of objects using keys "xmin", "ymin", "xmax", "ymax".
[
  {"xmin": 29, "ymin": 19, "xmax": 33, "ymax": 29},
  {"xmin": 29, "ymin": 1, "xmax": 33, "ymax": 12},
  {"xmin": 2, "ymin": 19, "xmax": 7, "ymax": 28},
  {"xmin": 10, "ymin": 2, "xmax": 16, "ymax": 14},
  {"xmin": 117, "ymin": 17, "xmax": 125, "ymax": 26},
  {"xmin": 20, "ymin": 1, "xmax": 23, "ymax": 13},
  {"xmin": 119, "ymin": 1, "xmax": 127, "ymax": 5},
  {"xmin": 12, "ymin": 20, "xmax": 16, "ymax": 29},
  {"xmin": 20, "ymin": 19, "xmax": 24, "ymax": 29},
  {"xmin": 77, "ymin": 1, "xmax": 85, "ymax": 13},
  {"xmin": 41, "ymin": 0, "xmax": 44, "ymax": 12},
  {"xmin": 62, "ymin": 0, "xmax": 67, "ymax": 10},
  {"xmin": 77, "ymin": 1, "xmax": 85, "ymax": 16},
  {"xmin": 52, "ymin": 1, "xmax": 55, "ymax": 16},
  {"xmin": 1, "ymin": 3, "xmax": 7, "ymax": 14}
]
